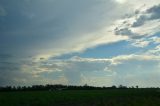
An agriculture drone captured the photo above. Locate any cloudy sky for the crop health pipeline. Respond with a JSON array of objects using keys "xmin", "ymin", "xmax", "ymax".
[{"xmin": 0, "ymin": 0, "xmax": 160, "ymax": 87}]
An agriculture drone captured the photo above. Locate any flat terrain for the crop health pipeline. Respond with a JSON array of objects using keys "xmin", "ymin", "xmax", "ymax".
[{"xmin": 0, "ymin": 89, "xmax": 160, "ymax": 106}]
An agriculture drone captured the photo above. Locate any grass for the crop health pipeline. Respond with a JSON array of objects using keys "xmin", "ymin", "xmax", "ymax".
[{"xmin": 0, "ymin": 89, "xmax": 160, "ymax": 106}]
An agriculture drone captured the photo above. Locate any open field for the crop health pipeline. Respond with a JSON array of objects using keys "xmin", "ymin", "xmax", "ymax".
[{"xmin": 0, "ymin": 89, "xmax": 160, "ymax": 106}]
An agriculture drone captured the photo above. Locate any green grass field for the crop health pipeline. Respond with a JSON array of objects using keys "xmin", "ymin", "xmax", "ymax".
[{"xmin": 0, "ymin": 89, "xmax": 160, "ymax": 106}]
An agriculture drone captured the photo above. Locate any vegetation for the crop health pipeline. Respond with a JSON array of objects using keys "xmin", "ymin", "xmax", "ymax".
[
  {"xmin": 0, "ymin": 85, "xmax": 160, "ymax": 106},
  {"xmin": 0, "ymin": 84, "xmax": 119, "ymax": 91}
]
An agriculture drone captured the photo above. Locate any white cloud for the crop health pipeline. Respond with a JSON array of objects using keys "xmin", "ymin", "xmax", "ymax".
[
  {"xmin": 114, "ymin": 0, "xmax": 127, "ymax": 4},
  {"xmin": 113, "ymin": 3, "xmax": 160, "ymax": 48},
  {"xmin": 1, "ymin": 51, "xmax": 159, "ymax": 87},
  {"xmin": 11, "ymin": 54, "xmax": 159, "ymax": 87},
  {"xmin": 130, "ymin": 39, "xmax": 150, "ymax": 47},
  {"xmin": 114, "ymin": 5, "xmax": 160, "ymax": 37},
  {"xmin": 151, "ymin": 36, "xmax": 160, "ymax": 44},
  {"xmin": 146, "ymin": 45, "xmax": 160, "ymax": 55}
]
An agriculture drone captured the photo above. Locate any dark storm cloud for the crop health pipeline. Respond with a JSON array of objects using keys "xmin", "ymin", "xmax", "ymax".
[
  {"xmin": 114, "ymin": 28, "xmax": 141, "ymax": 39},
  {"xmin": 132, "ymin": 4, "xmax": 160, "ymax": 27},
  {"xmin": 147, "ymin": 4, "xmax": 160, "ymax": 20},
  {"xmin": 132, "ymin": 15, "xmax": 147, "ymax": 27},
  {"xmin": 0, "ymin": 0, "xmax": 118, "ymax": 56},
  {"xmin": 114, "ymin": 28, "xmax": 134, "ymax": 36}
]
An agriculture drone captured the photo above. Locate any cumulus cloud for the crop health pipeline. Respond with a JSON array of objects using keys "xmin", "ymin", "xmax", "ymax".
[
  {"xmin": 113, "ymin": 3, "xmax": 160, "ymax": 48},
  {"xmin": 2, "ymin": 54, "xmax": 158, "ymax": 87},
  {"xmin": 0, "ymin": 52, "xmax": 160, "ymax": 87},
  {"xmin": 110, "ymin": 55, "xmax": 160, "ymax": 87},
  {"xmin": 132, "ymin": 15, "xmax": 148, "ymax": 27},
  {"xmin": 130, "ymin": 39, "xmax": 151, "ymax": 47},
  {"xmin": 114, "ymin": 27, "xmax": 140, "ymax": 39},
  {"xmin": 131, "ymin": 4, "xmax": 160, "ymax": 27},
  {"xmin": 147, "ymin": 4, "xmax": 160, "ymax": 20},
  {"xmin": 115, "ymin": 4, "xmax": 160, "ymax": 35}
]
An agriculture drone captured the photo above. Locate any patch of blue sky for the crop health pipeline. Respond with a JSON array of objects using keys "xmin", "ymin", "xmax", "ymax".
[{"xmin": 54, "ymin": 41, "xmax": 144, "ymax": 59}]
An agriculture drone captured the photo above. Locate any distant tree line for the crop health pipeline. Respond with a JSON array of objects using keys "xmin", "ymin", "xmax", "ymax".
[
  {"xmin": 0, "ymin": 84, "xmax": 112, "ymax": 91},
  {"xmin": 0, "ymin": 84, "xmax": 156, "ymax": 92}
]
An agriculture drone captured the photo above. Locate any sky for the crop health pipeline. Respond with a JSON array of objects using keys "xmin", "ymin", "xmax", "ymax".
[{"xmin": 0, "ymin": 0, "xmax": 160, "ymax": 87}]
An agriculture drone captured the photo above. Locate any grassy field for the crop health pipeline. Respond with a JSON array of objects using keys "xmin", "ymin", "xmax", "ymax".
[{"xmin": 0, "ymin": 89, "xmax": 160, "ymax": 106}]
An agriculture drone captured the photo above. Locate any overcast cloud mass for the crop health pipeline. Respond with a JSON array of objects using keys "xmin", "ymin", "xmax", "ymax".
[{"xmin": 0, "ymin": 0, "xmax": 160, "ymax": 87}]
